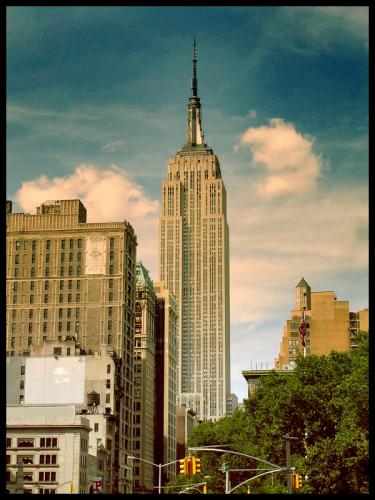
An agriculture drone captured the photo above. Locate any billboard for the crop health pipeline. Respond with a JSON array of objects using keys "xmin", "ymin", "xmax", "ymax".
[
  {"xmin": 85, "ymin": 236, "xmax": 107, "ymax": 275},
  {"xmin": 24, "ymin": 357, "xmax": 85, "ymax": 405}
]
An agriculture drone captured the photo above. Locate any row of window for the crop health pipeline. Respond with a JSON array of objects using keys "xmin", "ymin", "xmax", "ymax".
[
  {"xmin": 6, "ymin": 454, "xmax": 57, "ymax": 465},
  {"xmin": 7, "ymin": 438, "xmax": 58, "ymax": 448},
  {"xmin": 14, "ymin": 239, "xmax": 82, "ymax": 251},
  {"xmin": 13, "ymin": 266, "xmax": 83, "ymax": 278}
]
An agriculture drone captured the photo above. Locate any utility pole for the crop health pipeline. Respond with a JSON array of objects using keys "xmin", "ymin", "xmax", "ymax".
[{"xmin": 282, "ymin": 434, "xmax": 299, "ymax": 494}]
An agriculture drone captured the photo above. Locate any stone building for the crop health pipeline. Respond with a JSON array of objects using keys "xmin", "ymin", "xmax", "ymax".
[
  {"xmin": 159, "ymin": 40, "xmax": 230, "ymax": 421},
  {"xmin": 6, "ymin": 199, "xmax": 137, "ymax": 493},
  {"xmin": 6, "ymin": 405, "xmax": 90, "ymax": 494},
  {"xmin": 275, "ymin": 277, "xmax": 368, "ymax": 370}
]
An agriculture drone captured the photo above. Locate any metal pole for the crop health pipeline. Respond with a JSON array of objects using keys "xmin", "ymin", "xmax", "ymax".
[
  {"xmin": 285, "ymin": 438, "xmax": 292, "ymax": 494},
  {"xmin": 225, "ymin": 470, "xmax": 229, "ymax": 494},
  {"xmin": 158, "ymin": 464, "xmax": 162, "ymax": 494}
]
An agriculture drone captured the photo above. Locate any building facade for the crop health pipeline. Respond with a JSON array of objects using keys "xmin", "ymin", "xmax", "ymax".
[
  {"xmin": 154, "ymin": 281, "xmax": 178, "ymax": 483},
  {"xmin": 6, "ymin": 339, "xmax": 123, "ymax": 494},
  {"xmin": 6, "ymin": 199, "xmax": 137, "ymax": 493},
  {"xmin": 275, "ymin": 277, "xmax": 365, "ymax": 370},
  {"xmin": 133, "ymin": 262, "xmax": 156, "ymax": 493},
  {"xmin": 6, "ymin": 405, "xmax": 90, "ymax": 494},
  {"xmin": 159, "ymin": 41, "xmax": 230, "ymax": 421}
]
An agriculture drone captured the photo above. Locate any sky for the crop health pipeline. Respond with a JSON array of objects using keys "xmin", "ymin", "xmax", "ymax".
[{"xmin": 7, "ymin": 6, "xmax": 369, "ymax": 403}]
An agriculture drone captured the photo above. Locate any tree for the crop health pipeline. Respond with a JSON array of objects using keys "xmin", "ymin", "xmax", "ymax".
[{"xmin": 174, "ymin": 332, "xmax": 369, "ymax": 494}]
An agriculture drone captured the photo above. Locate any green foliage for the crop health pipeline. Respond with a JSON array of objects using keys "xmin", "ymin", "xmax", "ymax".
[{"xmin": 169, "ymin": 332, "xmax": 369, "ymax": 494}]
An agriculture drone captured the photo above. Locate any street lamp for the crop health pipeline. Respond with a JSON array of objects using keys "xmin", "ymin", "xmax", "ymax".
[
  {"xmin": 282, "ymin": 434, "xmax": 300, "ymax": 494},
  {"xmin": 128, "ymin": 456, "xmax": 183, "ymax": 494}
]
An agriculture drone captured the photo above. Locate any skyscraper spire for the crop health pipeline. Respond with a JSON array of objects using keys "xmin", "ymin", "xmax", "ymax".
[{"xmin": 185, "ymin": 37, "xmax": 204, "ymax": 147}]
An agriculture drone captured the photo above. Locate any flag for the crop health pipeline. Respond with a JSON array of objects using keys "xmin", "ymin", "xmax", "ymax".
[{"xmin": 299, "ymin": 317, "xmax": 306, "ymax": 347}]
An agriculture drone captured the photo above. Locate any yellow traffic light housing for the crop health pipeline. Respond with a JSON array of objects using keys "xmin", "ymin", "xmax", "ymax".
[
  {"xmin": 297, "ymin": 474, "xmax": 303, "ymax": 489},
  {"xmin": 179, "ymin": 458, "xmax": 187, "ymax": 475},
  {"xmin": 192, "ymin": 457, "xmax": 201, "ymax": 475}
]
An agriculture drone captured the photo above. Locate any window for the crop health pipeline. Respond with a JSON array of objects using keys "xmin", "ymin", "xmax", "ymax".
[
  {"xmin": 31, "ymin": 268, "xmax": 35, "ymax": 277},
  {"xmin": 40, "ymin": 437, "xmax": 58, "ymax": 448},
  {"xmin": 68, "ymin": 266, "xmax": 73, "ymax": 276},
  {"xmin": 17, "ymin": 438, "xmax": 34, "ymax": 448},
  {"xmin": 58, "ymin": 322, "xmax": 62, "ymax": 332},
  {"xmin": 13, "ymin": 295, "xmax": 17, "ymax": 304},
  {"xmin": 61, "ymin": 239, "xmax": 65, "ymax": 249},
  {"xmin": 54, "ymin": 347, "xmax": 62, "ymax": 356},
  {"xmin": 59, "ymin": 294, "xmax": 63, "ymax": 303},
  {"xmin": 32, "ymin": 254, "xmax": 36, "ymax": 264},
  {"xmin": 60, "ymin": 267, "xmax": 64, "ymax": 276},
  {"xmin": 110, "ymin": 238, "xmax": 114, "ymax": 248},
  {"xmin": 14, "ymin": 268, "xmax": 19, "ymax": 277},
  {"xmin": 108, "ymin": 307, "xmax": 112, "ymax": 317},
  {"xmin": 11, "ymin": 323, "xmax": 16, "ymax": 333},
  {"xmin": 46, "ymin": 254, "xmax": 50, "ymax": 263},
  {"xmin": 59, "ymin": 280, "xmax": 64, "ymax": 290},
  {"xmin": 67, "ymin": 322, "xmax": 71, "ymax": 332},
  {"xmin": 16, "ymin": 240, "xmax": 20, "ymax": 250},
  {"xmin": 76, "ymin": 294, "xmax": 80, "ymax": 302},
  {"xmin": 21, "ymin": 365, "xmax": 25, "ymax": 375},
  {"xmin": 108, "ymin": 320, "xmax": 112, "ymax": 331},
  {"xmin": 6, "ymin": 454, "xmax": 11, "ymax": 464},
  {"xmin": 30, "ymin": 295, "xmax": 34, "ymax": 304},
  {"xmin": 44, "ymin": 294, "xmax": 49, "ymax": 303},
  {"xmin": 15, "ymin": 254, "xmax": 20, "ymax": 264},
  {"xmin": 109, "ymin": 279, "xmax": 113, "ymax": 288},
  {"xmin": 109, "ymin": 292, "xmax": 113, "ymax": 301},
  {"xmin": 46, "ymin": 240, "xmax": 51, "ymax": 250},
  {"xmin": 23, "ymin": 472, "xmax": 33, "ymax": 482},
  {"xmin": 75, "ymin": 308, "xmax": 79, "ymax": 318},
  {"xmin": 69, "ymin": 239, "xmax": 74, "ymax": 249},
  {"xmin": 106, "ymin": 394, "xmax": 111, "ymax": 403},
  {"xmin": 107, "ymin": 335, "xmax": 112, "ymax": 345},
  {"xmin": 77, "ymin": 266, "xmax": 81, "ymax": 276},
  {"xmin": 107, "ymin": 364, "xmax": 111, "ymax": 374},
  {"xmin": 68, "ymin": 280, "xmax": 72, "ymax": 289},
  {"xmin": 68, "ymin": 294, "xmax": 72, "ymax": 303},
  {"xmin": 43, "ymin": 322, "xmax": 48, "ymax": 332},
  {"xmin": 32, "ymin": 240, "xmax": 36, "ymax": 251},
  {"xmin": 110, "ymin": 251, "xmax": 114, "ymax": 261},
  {"xmin": 39, "ymin": 471, "xmax": 56, "ymax": 482},
  {"xmin": 77, "ymin": 252, "xmax": 81, "ymax": 262},
  {"xmin": 75, "ymin": 321, "xmax": 79, "ymax": 332},
  {"xmin": 77, "ymin": 280, "xmax": 80, "ymax": 290},
  {"xmin": 13, "ymin": 282, "xmax": 18, "ymax": 292},
  {"xmin": 28, "ymin": 323, "xmax": 33, "ymax": 333},
  {"xmin": 134, "ymin": 402, "xmax": 141, "ymax": 411},
  {"xmin": 12, "ymin": 309, "xmax": 17, "ymax": 319},
  {"xmin": 109, "ymin": 265, "xmax": 114, "ymax": 275},
  {"xmin": 40, "ymin": 455, "xmax": 57, "ymax": 465},
  {"xmin": 106, "ymin": 379, "xmax": 111, "ymax": 388},
  {"xmin": 78, "ymin": 239, "xmax": 82, "ymax": 248},
  {"xmin": 45, "ymin": 267, "xmax": 49, "ymax": 276},
  {"xmin": 69, "ymin": 253, "xmax": 73, "ymax": 262},
  {"xmin": 94, "ymin": 423, "xmax": 99, "ymax": 432},
  {"xmin": 61, "ymin": 253, "xmax": 65, "ymax": 263},
  {"xmin": 67, "ymin": 308, "xmax": 72, "ymax": 318},
  {"xmin": 28, "ymin": 337, "xmax": 32, "ymax": 347},
  {"xmin": 7, "ymin": 437, "xmax": 12, "ymax": 448},
  {"xmin": 58, "ymin": 308, "xmax": 63, "ymax": 319}
]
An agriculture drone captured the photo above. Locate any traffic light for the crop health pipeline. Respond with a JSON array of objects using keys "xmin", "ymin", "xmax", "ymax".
[
  {"xmin": 297, "ymin": 474, "xmax": 303, "ymax": 489},
  {"xmin": 179, "ymin": 458, "xmax": 187, "ymax": 475},
  {"xmin": 192, "ymin": 457, "xmax": 201, "ymax": 475},
  {"xmin": 292, "ymin": 473, "xmax": 303, "ymax": 490}
]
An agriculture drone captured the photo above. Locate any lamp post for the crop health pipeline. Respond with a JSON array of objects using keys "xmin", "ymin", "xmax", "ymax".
[
  {"xmin": 128, "ymin": 456, "xmax": 182, "ymax": 494},
  {"xmin": 282, "ymin": 434, "xmax": 299, "ymax": 494}
]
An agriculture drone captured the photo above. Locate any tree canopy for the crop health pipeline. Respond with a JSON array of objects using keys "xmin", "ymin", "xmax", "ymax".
[{"xmin": 172, "ymin": 332, "xmax": 369, "ymax": 494}]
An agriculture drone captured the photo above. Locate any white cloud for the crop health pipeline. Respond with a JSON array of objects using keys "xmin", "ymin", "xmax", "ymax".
[
  {"xmin": 14, "ymin": 164, "xmax": 160, "ymax": 276},
  {"xmin": 237, "ymin": 118, "xmax": 323, "ymax": 198},
  {"xmin": 101, "ymin": 140, "xmax": 128, "ymax": 153}
]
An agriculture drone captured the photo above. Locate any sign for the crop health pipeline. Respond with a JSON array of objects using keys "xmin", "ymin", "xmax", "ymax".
[{"xmin": 85, "ymin": 237, "xmax": 107, "ymax": 275}]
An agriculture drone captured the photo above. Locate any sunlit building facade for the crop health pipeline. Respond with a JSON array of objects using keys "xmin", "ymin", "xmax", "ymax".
[{"xmin": 159, "ymin": 42, "xmax": 230, "ymax": 421}]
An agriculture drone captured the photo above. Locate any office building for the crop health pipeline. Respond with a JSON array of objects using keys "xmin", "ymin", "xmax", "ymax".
[
  {"xmin": 6, "ymin": 199, "xmax": 137, "ymax": 493},
  {"xmin": 133, "ymin": 262, "xmax": 156, "ymax": 493},
  {"xmin": 159, "ymin": 41, "xmax": 230, "ymax": 421},
  {"xmin": 275, "ymin": 277, "xmax": 367, "ymax": 370},
  {"xmin": 154, "ymin": 281, "xmax": 178, "ymax": 482}
]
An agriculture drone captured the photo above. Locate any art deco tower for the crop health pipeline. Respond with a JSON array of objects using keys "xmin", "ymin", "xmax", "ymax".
[{"xmin": 159, "ymin": 41, "xmax": 230, "ymax": 421}]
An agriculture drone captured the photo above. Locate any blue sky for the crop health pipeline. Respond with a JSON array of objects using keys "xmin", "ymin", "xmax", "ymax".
[{"xmin": 7, "ymin": 6, "xmax": 369, "ymax": 402}]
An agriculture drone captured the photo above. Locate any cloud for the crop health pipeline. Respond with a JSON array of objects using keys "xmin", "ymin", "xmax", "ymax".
[
  {"xmin": 14, "ymin": 164, "xmax": 160, "ymax": 275},
  {"xmin": 101, "ymin": 140, "xmax": 128, "ymax": 153},
  {"xmin": 237, "ymin": 118, "xmax": 323, "ymax": 198}
]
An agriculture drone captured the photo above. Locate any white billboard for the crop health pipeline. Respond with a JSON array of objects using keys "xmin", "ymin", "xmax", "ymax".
[
  {"xmin": 85, "ymin": 236, "xmax": 107, "ymax": 275},
  {"xmin": 25, "ymin": 357, "xmax": 85, "ymax": 405}
]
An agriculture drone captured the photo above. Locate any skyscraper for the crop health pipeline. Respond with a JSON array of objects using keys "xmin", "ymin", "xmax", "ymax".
[{"xmin": 159, "ymin": 41, "xmax": 230, "ymax": 421}]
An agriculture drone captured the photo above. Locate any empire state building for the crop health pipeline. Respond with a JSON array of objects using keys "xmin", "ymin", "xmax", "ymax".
[{"xmin": 159, "ymin": 41, "xmax": 230, "ymax": 420}]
